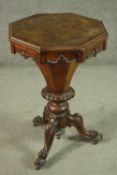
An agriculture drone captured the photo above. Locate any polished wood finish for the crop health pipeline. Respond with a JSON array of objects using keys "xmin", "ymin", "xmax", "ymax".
[
  {"xmin": 9, "ymin": 13, "xmax": 108, "ymax": 170},
  {"xmin": 9, "ymin": 13, "xmax": 107, "ymax": 64}
]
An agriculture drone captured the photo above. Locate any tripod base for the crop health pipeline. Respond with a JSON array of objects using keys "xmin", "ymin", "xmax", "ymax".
[{"xmin": 33, "ymin": 100, "xmax": 103, "ymax": 170}]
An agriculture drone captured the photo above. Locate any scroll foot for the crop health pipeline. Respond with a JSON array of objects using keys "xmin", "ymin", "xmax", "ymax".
[
  {"xmin": 33, "ymin": 116, "xmax": 43, "ymax": 127},
  {"xmin": 34, "ymin": 119, "xmax": 59, "ymax": 170},
  {"xmin": 34, "ymin": 149, "xmax": 47, "ymax": 170},
  {"xmin": 69, "ymin": 113, "xmax": 103, "ymax": 144},
  {"xmin": 80, "ymin": 130, "xmax": 103, "ymax": 144}
]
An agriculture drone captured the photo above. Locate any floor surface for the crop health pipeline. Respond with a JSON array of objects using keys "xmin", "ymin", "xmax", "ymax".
[{"xmin": 0, "ymin": 64, "xmax": 117, "ymax": 175}]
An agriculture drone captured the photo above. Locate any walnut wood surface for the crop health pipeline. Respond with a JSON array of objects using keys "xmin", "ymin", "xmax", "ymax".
[
  {"xmin": 9, "ymin": 13, "xmax": 107, "ymax": 51},
  {"xmin": 9, "ymin": 13, "xmax": 108, "ymax": 63}
]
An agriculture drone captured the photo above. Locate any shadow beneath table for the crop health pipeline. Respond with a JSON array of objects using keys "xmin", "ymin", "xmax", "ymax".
[{"xmin": 45, "ymin": 136, "xmax": 84, "ymax": 169}]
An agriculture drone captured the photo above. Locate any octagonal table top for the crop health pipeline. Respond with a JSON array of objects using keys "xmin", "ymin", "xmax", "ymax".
[{"xmin": 9, "ymin": 13, "xmax": 108, "ymax": 52}]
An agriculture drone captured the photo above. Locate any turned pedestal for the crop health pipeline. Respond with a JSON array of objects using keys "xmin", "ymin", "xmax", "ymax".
[{"xmin": 9, "ymin": 13, "xmax": 108, "ymax": 170}]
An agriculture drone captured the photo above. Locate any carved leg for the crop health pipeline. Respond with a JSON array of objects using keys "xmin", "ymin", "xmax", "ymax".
[
  {"xmin": 33, "ymin": 106, "xmax": 49, "ymax": 126},
  {"xmin": 68, "ymin": 113, "xmax": 103, "ymax": 144},
  {"xmin": 34, "ymin": 119, "xmax": 59, "ymax": 170}
]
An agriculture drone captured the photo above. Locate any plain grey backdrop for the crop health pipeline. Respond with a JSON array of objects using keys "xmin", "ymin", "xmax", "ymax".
[{"xmin": 0, "ymin": 1, "xmax": 117, "ymax": 175}]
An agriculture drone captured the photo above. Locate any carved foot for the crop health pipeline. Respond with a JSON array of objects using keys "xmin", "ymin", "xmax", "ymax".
[
  {"xmin": 34, "ymin": 119, "xmax": 59, "ymax": 170},
  {"xmin": 69, "ymin": 113, "xmax": 103, "ymax": 144},
  {"xmin": 80, "ymin": 130, "xmax": 103, "ymax": 144},
  {"xmin": 33, "ymin": 116, "xmax": 43, "ymax": 127},
  {"xmin": 34, "ymin": 149, "xmax": 47, "ymax": 170}
]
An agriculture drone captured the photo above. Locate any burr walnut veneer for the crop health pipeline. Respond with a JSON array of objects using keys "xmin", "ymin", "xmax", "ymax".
[{"xmin": 9, "ymin": 13, "xmax": 108, "ymax": 170}]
